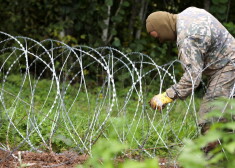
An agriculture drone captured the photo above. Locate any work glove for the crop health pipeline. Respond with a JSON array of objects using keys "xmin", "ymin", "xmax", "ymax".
[{"xmin": 149, "ymin": 92, "xmax": 173, "ymax": 110}]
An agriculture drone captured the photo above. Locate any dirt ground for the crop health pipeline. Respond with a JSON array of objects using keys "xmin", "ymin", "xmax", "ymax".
[
  {"xmin": 0, "ymin": 150, "xmax": 88, "ymax": 168},
  {"xmin": 0, "ymin": 150, "xmax": 179, "ymax": 168}
]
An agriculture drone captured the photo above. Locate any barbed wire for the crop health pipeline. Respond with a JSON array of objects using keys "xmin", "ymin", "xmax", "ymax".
[{"xmin": 0, "ymin": 32, "xmax": 233, "ymax": 167}]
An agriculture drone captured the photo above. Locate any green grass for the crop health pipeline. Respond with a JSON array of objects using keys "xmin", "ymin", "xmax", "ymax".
[{"xmin": 0, "ymin": 74, "xmax": 200, "ymax": 158}]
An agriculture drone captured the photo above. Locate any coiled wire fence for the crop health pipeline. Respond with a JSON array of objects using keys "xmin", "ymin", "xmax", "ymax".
[{"xmin": 0, "ymin": 32, "xmax": 233, "ymax": 167}]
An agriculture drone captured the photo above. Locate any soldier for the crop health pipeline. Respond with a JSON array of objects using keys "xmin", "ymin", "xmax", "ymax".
[{"xmin": 146, "ymin": 7, "xmax": 235, "ymax": 137}]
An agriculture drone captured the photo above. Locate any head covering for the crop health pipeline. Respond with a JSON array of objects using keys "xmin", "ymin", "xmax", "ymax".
[{"xmin": 146, "ymin": 11, "xmax": 177, "ymax": 42}]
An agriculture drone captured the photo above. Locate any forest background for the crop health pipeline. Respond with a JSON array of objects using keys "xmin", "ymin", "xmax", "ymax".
[
  {"xmin": 0, "ymin": 0, "xmax": 235, "ymax": 167},
  {"xmin": 1, "ymin": 0, "xmax": 234, "ymax": 65}
]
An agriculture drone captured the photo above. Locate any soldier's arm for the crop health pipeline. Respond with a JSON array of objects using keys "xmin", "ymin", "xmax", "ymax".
[{"xmin": 166, "ymin": 35, "xmax": 208, "ymax": 100}]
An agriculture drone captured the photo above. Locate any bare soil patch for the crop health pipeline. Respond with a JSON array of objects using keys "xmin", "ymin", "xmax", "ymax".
[
  {"xmin": 0, "ymin": 150, "xmax": 88, "ymax": 168},
  {"xmin": 0, "ymin": 150, "xmax": 179, "ymax": 168}
]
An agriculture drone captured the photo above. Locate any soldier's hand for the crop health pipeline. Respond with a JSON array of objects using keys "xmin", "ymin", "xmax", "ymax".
[{"xmin": 149, "ymin": 92, "xmax": 173, "ymax": 110}]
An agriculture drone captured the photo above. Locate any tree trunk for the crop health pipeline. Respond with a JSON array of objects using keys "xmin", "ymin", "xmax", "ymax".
[
  {"xmin": 135, "ymin": 0, "xmax": 148, "ymax": 40},
  {"xmin": 107, "ymin": 0, "xmax": 123, "ymax": 44},
  {"xmin": 128, "ymin": 0, "xmax": 137, "ymax": 41},
  {"xmin": 226, "ymin": 0, "xmax": 231, "ymax": 22},
  {"xmin": 203, "ymin": 0, "xmax": 211, "ymax": 11},
  {"xmin": 102, "ymin": 5, "xmax": 111, "ymax": 44}
]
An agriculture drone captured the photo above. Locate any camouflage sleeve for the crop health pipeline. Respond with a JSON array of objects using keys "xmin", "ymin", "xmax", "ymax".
[{"xmin": 166, "ymin": 35, "xmax": 208, "ymax": 100}]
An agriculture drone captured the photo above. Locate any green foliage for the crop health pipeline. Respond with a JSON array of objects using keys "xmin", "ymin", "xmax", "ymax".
[
  {"xmin": 120, "ymin": 159, "xmax": 159, "ymax": 168},
  {"xmin": 80, "ymin": 118, "xmax": 159, "ymax": 168},
  {"xmin": 179, "ymin": 139, "xmax": 207, "ymax": 168},
  {"xmin": 224, "ymin": 22, "xmax": 235, "ymax": 36},
  {"xmin": 0, "ymin": 0, "xmax": 212, "ymax": 68},
  {"xmin": 82, "ymin": 138, "xmax": 127, "ymax": 168},
  {"xmin": 179, "ymin": 98, "xmax": 235, "ymax": 168},
  {"xmin": 79, "ymin": 138, "xmax": 159, "ymax": 168},
  {"xmin": 1, "ymin": 1, "xmax": 235, "ymax": 166},
  {"xmin": 0, "ymin": 74, "xmax": 199, "ymax": 156},
  {"xmin": 1, "ymin": 0, "xmax": 234, "ymax": 82},
  {"xmin": 210, "ymin": 0, "xmax": 229, "ymax": 22}
]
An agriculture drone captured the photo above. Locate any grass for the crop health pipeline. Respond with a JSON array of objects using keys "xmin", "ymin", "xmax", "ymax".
[{"xmin": 0, "ymin": 74, "xmax": 201, "ymax": 159}]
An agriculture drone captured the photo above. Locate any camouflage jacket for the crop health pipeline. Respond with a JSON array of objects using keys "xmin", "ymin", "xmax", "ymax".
[{"xmin": 166, "ymin": 7, "xmax": 235, "ymax": 100}]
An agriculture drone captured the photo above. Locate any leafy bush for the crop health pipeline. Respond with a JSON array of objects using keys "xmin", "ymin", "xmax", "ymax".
[
  {"xmin": 179, "ymin": 98, "xmax": 235, "ymax": 168},
  {"xmin": 79, "ymin": 119, "xmax": 160, "ymax": 168}
]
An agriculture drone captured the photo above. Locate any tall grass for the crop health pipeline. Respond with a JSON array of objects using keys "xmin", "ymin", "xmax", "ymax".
[{"xmin": 0, "ymin": 74, "xmax": 200, "ymax": 158}]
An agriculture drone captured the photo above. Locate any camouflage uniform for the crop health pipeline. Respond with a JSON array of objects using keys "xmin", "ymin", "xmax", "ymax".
[{"xmin": 165, "ymin": 7, "xmax": 235, "ymax": 125}]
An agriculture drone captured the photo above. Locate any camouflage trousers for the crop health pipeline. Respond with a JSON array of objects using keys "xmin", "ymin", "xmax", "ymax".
[{"xmin": 198, "ymin": 62, "xmax": 235, "ymax": 127}]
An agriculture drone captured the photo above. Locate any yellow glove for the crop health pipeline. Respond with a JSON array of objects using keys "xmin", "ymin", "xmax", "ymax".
[{"xmin": 149, "ymin": 92, "xmax": 173, "ymax": 110}]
